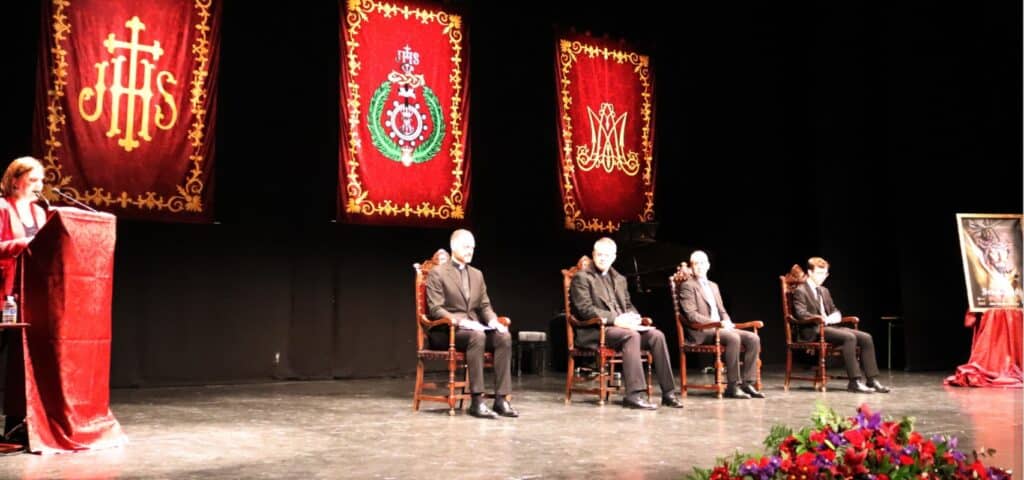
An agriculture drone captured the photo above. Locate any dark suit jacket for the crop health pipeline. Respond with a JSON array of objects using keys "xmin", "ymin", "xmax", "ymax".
[
  {"xmin": 425, "ymin": 261, "xmax": 498, "ymax": 327},
  {"xmin": 569, "ymin": 264, "xmax": 637, "ymax": 347},
  {"xmin": 677, "ymin": 277, "xmax": 731, "ymax": 344},
  {"xmin": 790, "ymin": 282, "xmax": 838, "ymax": 342}
]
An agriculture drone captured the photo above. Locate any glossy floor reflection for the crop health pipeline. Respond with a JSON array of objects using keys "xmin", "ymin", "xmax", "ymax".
[{"xmin": 0, "ymin": 369, "xmax": 1020, "ymax": 479}]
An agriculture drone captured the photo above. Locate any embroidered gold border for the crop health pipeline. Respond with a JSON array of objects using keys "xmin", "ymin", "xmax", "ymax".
[
  {"xmin": 342, "ymin": 0, "xmax": 466, "ymax": 220},
  {"xmin": 41, "ymin": 0, "xmax": 212, "ymax": 214},
  {"xmin": 558, "ymin": 39, "xmax": 655, "ymax": 232}
]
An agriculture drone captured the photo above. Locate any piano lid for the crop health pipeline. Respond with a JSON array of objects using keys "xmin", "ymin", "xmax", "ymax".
[{"xmin": 614, "ymin": 222, "xmax": 694, "ymax": 294}]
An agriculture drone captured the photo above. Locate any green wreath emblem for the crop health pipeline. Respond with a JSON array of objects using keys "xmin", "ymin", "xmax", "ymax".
[{"xmin": 367, "ymin": 81, "xmax": 445, "ymax": 164}]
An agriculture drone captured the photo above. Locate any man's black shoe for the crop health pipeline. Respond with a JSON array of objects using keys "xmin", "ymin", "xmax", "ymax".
[
  {"xmin": 661, "ymin": 394, "xmax": 684, "ymax": 409},
  {"xmin": 622, "ymin": 393, "xmax": 657, "ymax": 410},
  {"xmin": 723, "ymin": 385, "xmax": 751, "ymax": 399},
  {"xmin": 493, "ymin": 398, "xmax": 519, "ymax": 417},
  {"xmin": 468, "ymin": 401, "xmax": 498, "ymax": 419},
  {"xmin": 866, "ymin": 378, "xmax": 891, "ymax": 394},
  {"xmin": 740, "ymin": 383, "xmax": 766, "ymax": 399},
  {"xmin": 847, "ymin": 380, "xmax": 874, "ymax": 394}
]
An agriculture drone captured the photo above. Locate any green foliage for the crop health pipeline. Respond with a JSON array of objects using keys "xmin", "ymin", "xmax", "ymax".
[{"xmin": 763, "ymin": 424, "xmax": 793, "ymax": 451}]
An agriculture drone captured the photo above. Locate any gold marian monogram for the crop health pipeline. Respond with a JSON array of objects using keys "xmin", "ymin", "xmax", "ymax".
[
  {"xmin": 78, "ymin": 16, "xmax": 178, "ymax": 153},
  {"xmin": 575, "ymin": 103, "xmax": 639, "ymax": 176}
]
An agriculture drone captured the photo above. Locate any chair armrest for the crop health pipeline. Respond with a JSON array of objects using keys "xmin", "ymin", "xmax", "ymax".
[
  {"xmin": 569, "ymin": 316, "xmax": 604, "ymax": 328},
  {"xmin": 840, "ymin": 316, "xmax": 859, "ymax": 326},
  {"xmin": 788, "ymin": 315, "xmax": 824, "ymax": 325},
  {"xmin": 496, "ymin": 316, "xmax": 511, "ymax": 327},
  {"xmin": 641, "ymin": 316, "xmax": 653, "ymax": 326},
  {"xmin": 685, "ymin": 320, "xmax": 723, "ymax": 330},
  {"xmin": 419, "ymin": 314, "xmax": 457, "ymax": 329},
  {"xmin": 734, "ymin": 320, "xmax": 764, "ymax": 330}
]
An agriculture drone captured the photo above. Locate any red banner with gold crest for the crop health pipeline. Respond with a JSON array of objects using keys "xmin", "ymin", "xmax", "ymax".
[
  {"xmin": 34, "ymin": 0, "xmax": 219, "ymax": 222},
  {"xmin": 339, "ymin": 0, "xmax": 470, "ymax": 226},
  {"xmin": 556, "ymin": 33, "xmax": 656, "ymax": 232}
]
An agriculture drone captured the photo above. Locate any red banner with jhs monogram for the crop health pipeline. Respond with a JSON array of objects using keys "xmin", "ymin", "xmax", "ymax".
[
  {"xmin": 556, "ymin": 33, "xmax": 656, "ymax": 232},
  {"xmin": 339, "ymin": 0, "xmax": 470, "ymax": 226},
  {"xmin": 34, "ymin": 0, "xmax": 220, "ymax": 222}
]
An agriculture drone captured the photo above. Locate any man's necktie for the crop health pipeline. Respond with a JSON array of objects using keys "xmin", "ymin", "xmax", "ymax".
[
  {"xmin": 816, "ymin": 287, "xmax": 827, "ymax": 315},
  {"xmin": 460, "ymin": 266, "xmax": 470, "ymax": 299},
  {"xmin": 700, "ymin": 279, "xmax": 720, "ymax": 321}
]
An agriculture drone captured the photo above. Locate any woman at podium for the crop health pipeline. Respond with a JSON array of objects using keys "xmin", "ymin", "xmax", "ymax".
[
  {"xmin": 0, "ymin": 155, "xmax": 47, "ymax": 443},
  {"xmin": 0, "ymin": 156, "xmax": 47, "ymax": 281}
]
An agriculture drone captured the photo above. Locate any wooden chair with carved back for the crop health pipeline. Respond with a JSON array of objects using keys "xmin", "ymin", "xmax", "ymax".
[
  {"xmin": 670, "ymin": 261, "xmax": 763, "ymax": 398},
  {"xmin": 781, "ymin": 264, "xmax": 860, "ymax": 392},
  {"xmin": 412, "ymin": 249, "xmax": 497, "ymax": 415},
  {"xmin": 562, "ymin": 256, "xmax": 652, "ymax": 405}
]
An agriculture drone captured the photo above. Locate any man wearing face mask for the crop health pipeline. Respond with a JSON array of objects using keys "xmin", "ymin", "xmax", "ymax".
[
  {"xmin": 425, "ymin": 229, "xmax": 517, "ymax": 419},
  {"xmin": 569, "ymin": 237, "xmax": 684, "ymax": 410},
  {"xmin": 791, "ymin": 256, "xmax": 890, "ymax": 394},
  {"xmin": 677, "ymin": 250, "xmax": 764, "ymax": 399}
]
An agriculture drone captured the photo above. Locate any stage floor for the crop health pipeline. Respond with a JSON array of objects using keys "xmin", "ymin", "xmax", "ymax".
[{"xmin": 0, "ymin": 369, "xmax": 1020, "ymax": 479}]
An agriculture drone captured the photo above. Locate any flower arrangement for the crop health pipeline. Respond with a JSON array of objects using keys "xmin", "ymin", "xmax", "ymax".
[{"xmin": 687, "ymin": 404, "xmax": 1012, "ymax": 480}]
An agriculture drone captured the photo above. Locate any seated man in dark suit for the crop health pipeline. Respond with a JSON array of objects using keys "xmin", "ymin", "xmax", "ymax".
[
  {"xmin": 677, "ymin": 250, "xmax": 764, "ymax": 399},
  {"xmin": 791, "ymin": 256, "xmax": 891, "ymax": 394},
  {"xmin": 425, "ymin": 229, "xmax": 518, "ymax": 418},
  {"xmin": 569, "ymin": 237, "xmax": 684, "ymax": 410}
]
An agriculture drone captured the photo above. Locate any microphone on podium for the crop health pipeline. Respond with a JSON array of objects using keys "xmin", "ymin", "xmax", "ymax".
[
  {"xmin": 33, "ymin": 191, "xmax": 51, "ymax": 211},
  {"xmin": 50, "ymin": 188, "xmax": 98, "ymax": 213}
]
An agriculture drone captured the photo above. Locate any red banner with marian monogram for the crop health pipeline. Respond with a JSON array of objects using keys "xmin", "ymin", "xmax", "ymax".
[
  {"xmin": 339, "ymin": 0, "xmax": 470, "ymax": 226},
  {"xmin": 556, "ymin": 33, "xmax": 656, "ymax": 232},
  {"xmin": 34, "ymin": 0, "xmax": 219, "ymax": 222}
]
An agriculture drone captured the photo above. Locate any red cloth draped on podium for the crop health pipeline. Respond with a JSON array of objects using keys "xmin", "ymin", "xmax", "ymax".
[
  {"xmin": 9, "ymin": 208, "xmax": 126, "ymax": 453},
  {"xmin": 945, "ymin": 308, "xmax": 1023, "ymax": 388}
]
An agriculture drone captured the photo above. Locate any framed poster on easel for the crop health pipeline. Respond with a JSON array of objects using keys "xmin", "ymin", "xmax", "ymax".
[{"xmin": 956, "ymin": 213, "xmax": 1024, "ymax": 312}]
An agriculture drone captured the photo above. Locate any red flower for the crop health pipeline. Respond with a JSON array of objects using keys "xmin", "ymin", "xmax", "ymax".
[
  {"xmin": 844, "ymin": 429, "xmax": 868, "ymax": 448},
  {"xmin": 900, "ymin": 454, "xmax": 915, "ymax": 465},
  {"xmin": 969, "ymin": 461, "xmax": 990, "ymax": 479},
  {"xmin": 810, "ymin": 430, "xmax": 827, "ymax": 444},
  {"xmin": 844, "ymin": 448, "xmax": 868, "ymax": 466},
  {"xmin": 709, "ymin": 465, "xmax": 732, "ymax": 480},
  {"xmin": 909, "ymin": 432, "xmax": 923, "ymax": 445},
  {"xmin": 920, "ymin": 441, "xmax": 937, "ymax": 463},
  {"xmin": 780, "ymin": 435, "xmax": 798, "ymax": 456},
  {"xmin": 796, "ymin": 451, "xmax": 817, "ymax": 467}
]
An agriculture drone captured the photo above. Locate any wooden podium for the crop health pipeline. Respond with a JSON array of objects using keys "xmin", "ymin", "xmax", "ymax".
[{"xmin": 9, "ymin": 207, "xmax": 126, "ymax": 453}]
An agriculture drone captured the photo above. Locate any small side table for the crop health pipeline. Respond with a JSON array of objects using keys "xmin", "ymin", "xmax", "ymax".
[
  {"xmin": 881, "ymin": 315, "xmax": 903, "ymax": 370},
  {"xmin": 514, "ymin": 331, "xmax": 548, "ymax": 376}
]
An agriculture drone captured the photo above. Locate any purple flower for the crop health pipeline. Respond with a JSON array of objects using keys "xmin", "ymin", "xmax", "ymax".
[
  {"xmin": 989, "ymin": 468, "xmax": 1011, "ymax": 480},
  {"xmin": 813, "ymin": 454, "xmax": 834, "ymax": 469},
  {"xmin": 951, "ymin": 450, "xmax": 966, "ymax": 462},
  {"xmin": 931, "ymin": 434, "xmax": 944, "ymax": 443},
  {"xmin": 855, "ymin": 410, "xmax": 883, "ymax": 430},
  {"xmin": 739, "ymin": 456, "xmax": 781, "ymax": 480},
  {"xmin": 827, "ymin": 431, "xmax": 845, "ymax": 446},
  {"xmin": 948, "ymin": 436, "xmax": 959, "ymax": 449}
]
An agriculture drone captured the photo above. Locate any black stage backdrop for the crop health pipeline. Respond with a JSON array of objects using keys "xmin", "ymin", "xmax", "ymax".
[{"xmin": 0, "ymin": 1, "xmax": 1019, "ymax": 386}]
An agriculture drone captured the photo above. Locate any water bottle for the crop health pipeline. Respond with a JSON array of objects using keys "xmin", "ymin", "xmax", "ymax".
[{"xmin": 2, "ymin": 296, "xmax": 17, "ymax": 324}]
